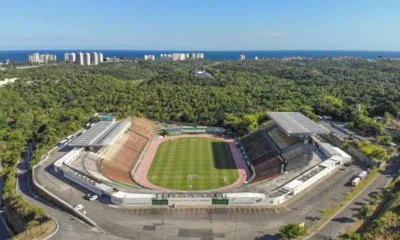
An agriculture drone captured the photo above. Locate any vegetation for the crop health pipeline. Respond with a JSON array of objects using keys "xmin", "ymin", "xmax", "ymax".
[
  {"xmin": 360, "ymin": 175, "xmax": 400, "ymax": 240},
  {"xmin": 356, "ymin": 141, "xmax": 389, "ymax": 162},
  {"xmin": 279, "ymin": 223, "xmax": 305, "ymax": 240},
  {"xmin": 358, "ymin": 205, "xmax": 372, "ymax": 219},
  {"xmin": 147, "ymin": 137, "xmax": 238, "ymax": 190}
]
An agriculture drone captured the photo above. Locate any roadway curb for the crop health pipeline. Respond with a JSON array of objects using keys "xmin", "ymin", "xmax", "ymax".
[
  {"xmin": 39, "ymin": 218, "xmax": 58, "ymax": 240},
  {"xmin": 303, "ymin": 171, "xmax": 381, "ymax": 240}
]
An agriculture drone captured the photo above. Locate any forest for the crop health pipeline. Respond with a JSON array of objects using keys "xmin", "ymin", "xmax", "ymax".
[{"xmin": 2, "ymin": 58, "xmax": 400, "ymax": 169}]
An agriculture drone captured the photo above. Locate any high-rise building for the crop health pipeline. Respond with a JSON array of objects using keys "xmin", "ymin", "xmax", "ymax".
[
  {"xmin": 179, "ymin": 53, "xmax": 185, "ymax": 61},
  {"xmin": 70, "ymin": 53, "xmax": 76, "ymax": 62},
  {"xmin": 185, "ymin": 53, "xmax": 190, "ymax": 59},
  {"xmin": 76, "ymin": 52, "xmax": 84, "ymax": 65},
  {"xmin": 191, "ymin": 53, "xmax": 196, "ymax": 59},
  {"xmin": 172, "ymin": 53, "xmax": 181, "ymax": 61},
  {"xmin": 84, "ymin": 53, "xmax": 91, "ymax": 65},
  {"xmin": 144, "ymin": 55, "xmax": 155, "ymax": 61},
  {"xmin": 239, "ymin": 54, "xmax": 246, "ymax": 61},
  {"xmin": 64, "ymin": 53, "xmax": 69, "ymax": 61},
  {"xmin": 98, "ymin": 52, "xmax": 104, "ymax": 63},
  {"xmin": 91, "ymin": 52, "xmax": 99, "ymax": 65},
  {"xmin": 255, "ymin": 56, "xmax": 259, "ymax": 60}
]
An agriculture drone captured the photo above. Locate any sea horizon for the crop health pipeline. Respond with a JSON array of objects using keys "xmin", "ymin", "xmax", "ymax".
[{"xmin": 2, "ymin": 49, "xmax": 400, "ymax": 61}]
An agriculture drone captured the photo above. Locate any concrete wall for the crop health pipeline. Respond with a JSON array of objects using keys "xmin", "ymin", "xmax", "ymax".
[
  {"xmin": 168, "ymin": 197, "xmax": 212, "ymax": 206},
  {"xmin": 63, "ymin": 171, "xmax": 102, "ymax": 196},
  {"xmin": 4, "ymin": 205, "xmax": 27, "ymax": 233},
  {"xmin": 110, "ymin": 196, "xmax": 152, "ymax": 205},
  {"xmin": 346, "ymin": 145, "xmax": 376, "ymax": 166}
]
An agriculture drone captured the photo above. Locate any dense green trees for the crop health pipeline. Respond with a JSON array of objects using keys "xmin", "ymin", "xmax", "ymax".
[{"xmin": 279, "ymin": 223, "xmax": 305, "ymax": 239}]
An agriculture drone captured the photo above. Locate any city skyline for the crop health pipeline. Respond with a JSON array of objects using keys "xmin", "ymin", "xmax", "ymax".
[{"xmin": 1, "ymin": 0, "xmax": 400, "ymax": 51}]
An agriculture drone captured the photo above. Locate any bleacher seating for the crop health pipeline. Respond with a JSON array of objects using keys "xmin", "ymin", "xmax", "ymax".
[
  {"xmin": 241, "ymin": 129, "xmax": 284, "ymax": 183},
  {"xmin": 130, "ymin": 117, "xmax": 156, "ymax": 139},
  {"xmin": 282, "ymin": 144, "xmax": 313, "ymax": 172},
  {"xmin": 241, "ymin": 124, "xmax": 316, "ymax": 183},
  {"xmin": 241, "ymin": 131, "xmax": 264, "ymax": 147},
  {"xmin": 267, "ymin": 126, "xmax": 298, "ymax": 150},
  {"xmin": 102, "ymin": 163, "xmax": 133, "ymax": 183},
  {"xmin": 101, "ymin": 130, "xmax": 149, "ymax": 184}
]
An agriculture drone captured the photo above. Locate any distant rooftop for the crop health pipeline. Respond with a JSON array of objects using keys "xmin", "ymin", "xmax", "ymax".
[
  {"xmin": 69, "ymin": 121, "xmax": 131, "ymax": 147},
  {"xmin": 267, "ymin": 112, "xmax": 329, "ymax": 135}
]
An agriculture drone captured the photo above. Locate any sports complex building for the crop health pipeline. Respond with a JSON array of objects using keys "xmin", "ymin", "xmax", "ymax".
[{"xmin": 53, "ymin": 113, "xmax": 352, "ymax": 206}]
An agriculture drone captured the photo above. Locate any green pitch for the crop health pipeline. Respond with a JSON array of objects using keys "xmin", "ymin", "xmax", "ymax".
[{"xmin": 147, "ymin": 137, "xmax": 239, "ymax": 190}]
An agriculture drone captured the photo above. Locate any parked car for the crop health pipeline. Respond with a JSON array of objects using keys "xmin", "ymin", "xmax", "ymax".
[
  {"xmin": 74, "ymin": 204, "xmax": 84, "ymax": 211},
  {"xmin": 89, "ymin": 195, "xmax": 98, "ymax": 201}
]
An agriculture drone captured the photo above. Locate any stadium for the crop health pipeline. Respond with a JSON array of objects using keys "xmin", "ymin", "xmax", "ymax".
[{"xmin": 53, "ymin": 112, "xmax": 352, "ymax": 206}]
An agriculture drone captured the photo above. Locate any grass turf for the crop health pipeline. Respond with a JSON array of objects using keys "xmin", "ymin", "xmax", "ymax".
[{"xmin": 147, "ymin": 137, "xmax": 239, "ymax": 190}]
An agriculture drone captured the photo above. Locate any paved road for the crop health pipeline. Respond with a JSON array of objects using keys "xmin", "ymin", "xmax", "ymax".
[
  {"xmin": 309, "ymin": 158, "xmax": 399, "ymax": 240},
  {"xmin": 33, "ymin": 145, "xmax": 371, "ymax": 240},
  {"xmin": 17, "ymin": 143, "xmax": 106, "ymax": 240}
]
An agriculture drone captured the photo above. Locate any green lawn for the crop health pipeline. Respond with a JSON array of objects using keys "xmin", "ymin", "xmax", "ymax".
[{"xmin": 147, "ymin": 137, "xmax": 239, "ymax": 190}]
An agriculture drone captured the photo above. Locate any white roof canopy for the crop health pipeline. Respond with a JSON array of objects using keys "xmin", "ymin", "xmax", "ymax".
[{"xmin": 267, "ymin": 112, "xmax": 329, "ymax": 135}]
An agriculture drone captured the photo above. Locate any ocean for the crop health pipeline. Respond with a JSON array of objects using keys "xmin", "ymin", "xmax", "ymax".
[{"xmin": 1, "ymin": 50, "xmax": 400, "ymax": 62}]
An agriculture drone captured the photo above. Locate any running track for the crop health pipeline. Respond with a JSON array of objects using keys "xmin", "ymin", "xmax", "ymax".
[{"xmin": 133, "ymin": 134, "xmax": 250, "ymax": 191}]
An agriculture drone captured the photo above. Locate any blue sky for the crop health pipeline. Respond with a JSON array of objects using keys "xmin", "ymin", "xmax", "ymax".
[{"xmin": 1, "ymin": 0, "xmax": 400, "ymax": 50}]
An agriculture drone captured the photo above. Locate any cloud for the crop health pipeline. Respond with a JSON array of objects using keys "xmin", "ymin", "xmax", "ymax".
[{"xmin": 241, "ymin": 31, "xmax": 290, "ymax": 38}]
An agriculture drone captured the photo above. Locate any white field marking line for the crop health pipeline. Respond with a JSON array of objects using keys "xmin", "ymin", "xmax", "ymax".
[{"xmin": 303, "ymin": 172, "xmax": 381, "ymax": 240}]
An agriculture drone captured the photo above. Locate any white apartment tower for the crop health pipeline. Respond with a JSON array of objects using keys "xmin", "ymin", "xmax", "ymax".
[
  {"xmin": 76, "ymin": 52, "xmax": 84, "ymax": 65},
  {"xmin": 84, "ymin": 53, "xmax": 91, "ymax": 65},
  {"xmin": 70, "ymin": 52, "xmax": 76, "ymax": 62},
  {"xmin": 239, "ymin": 54, "xmax": 246, "ymax": 61},
  {"xmin": 91, "ymin": 52, "xmax": 99, "ymax": 65},
  {"xmin": 98, "ymin": 52, "xmax": 104, "ymax": 63},
  {"xmin": 64, "ymin": 53, "xmax": 69, "ymax": 61}
]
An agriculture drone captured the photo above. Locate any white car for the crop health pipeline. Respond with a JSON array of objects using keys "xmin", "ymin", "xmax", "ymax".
[
  {"xmin": 74, "ymin": 204, "xmax": 84, "ymax": 211},
  {"xmin": 89, "ymin": 195, "xmax": 98, "ymax": 201}
]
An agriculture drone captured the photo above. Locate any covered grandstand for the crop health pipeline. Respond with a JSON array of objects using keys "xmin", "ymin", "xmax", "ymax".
[
  {"xmin": 267, "ymin": 112, "xmax": 329, "ymax": 136},
  {"xmin": 240, "ymin": 112, "xmax": 328, "ymax": 183},
  {"xmin": 69, "ymin": 121, "xmax": 131, "ymax": 149}
]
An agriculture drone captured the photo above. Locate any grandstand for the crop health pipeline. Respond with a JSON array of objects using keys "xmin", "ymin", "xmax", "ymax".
[
  {"xmin": 130, "ymin": 117, "xmax": 156, "ymax": 139},
  {"xmin": 281, "ymin": 144, "xmax": 313, "ymax": 172},
  {"xmin": 267, "ymin": 126, "xmax": 299, "ymax": 150},
  {"xmin": 100, "ymin": 118, "xmax": 156, "ymax": 184},
  {"xmin": 240, "ymin": 112, "xmax": 328, "ymax": 183},
  {"xmin": 240, "ymin": 128, "xmax": 283, "ymax": 183}
]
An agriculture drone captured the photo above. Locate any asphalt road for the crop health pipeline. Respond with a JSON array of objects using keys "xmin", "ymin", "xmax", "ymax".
[
  {"xmin": 17, "ymin": 143, "xmax": 106, "ymax": 240},
  {"xmin": 308, "ymin": 158, "xmax": 399, "ymax": 240},
  {"xmin": 32, "ymin": 145, "xmax": 372, "ymax": 240}
]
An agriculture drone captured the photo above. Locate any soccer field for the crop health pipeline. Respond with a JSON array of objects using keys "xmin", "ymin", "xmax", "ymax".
[{"xmin": 147, "ymin": 137, "xmax": 239, "ymax": 190}]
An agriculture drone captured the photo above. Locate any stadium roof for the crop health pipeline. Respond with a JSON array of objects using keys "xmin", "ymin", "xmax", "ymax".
[
  {"xmin": 69, "ymin": 121, "xmax": 131, "ymax": 147},
  {"xmin": 267, "ymin": 112, "xmax": 329, "ymax": 135}
]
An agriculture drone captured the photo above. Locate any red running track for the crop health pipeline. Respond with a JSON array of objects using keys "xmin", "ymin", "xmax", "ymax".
[{"xmin": 133, "ymin": 134, "xmax": 250, "ymax": 191}]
